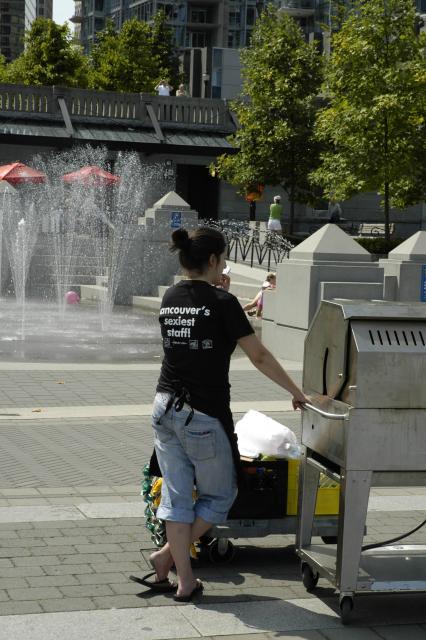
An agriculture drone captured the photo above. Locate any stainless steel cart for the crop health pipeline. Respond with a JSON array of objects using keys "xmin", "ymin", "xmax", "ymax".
[{"xmin": 297, "ymin": 300, "xmax": 426, "ymax": 623}]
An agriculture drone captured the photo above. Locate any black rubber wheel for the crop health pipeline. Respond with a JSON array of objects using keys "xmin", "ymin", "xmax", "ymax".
[
  {"xmin": 301, "ymin": 563, "xmax": 319, "ymax": 591},
  {"xmin": 321, "ymin": 536, "xmax": 338, "ymax": 545},
  {"xmin": 207, "ymin": 539, "xmax": 236, "ymax": 564},
  {"xmin": 339, "ymin": 596, "xmax": 354, "ymax": 624}
]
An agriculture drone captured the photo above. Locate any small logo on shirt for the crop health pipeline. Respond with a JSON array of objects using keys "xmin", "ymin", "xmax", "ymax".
[
  {"xmin": 189, "ymin": 340, "xmax": 199, "ymax": 350},
  {"xmin": 202, "ymin": 339, "xmax": 213, "ymax": 349}
]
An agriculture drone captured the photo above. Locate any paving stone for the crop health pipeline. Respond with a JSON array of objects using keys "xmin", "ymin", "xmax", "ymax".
[
  {"xmin": 89, "ymin": 562, "xmax": 143, "ymax": 574},
  {"xmin": 0, "ymin": 566, "xmax": 45, "ymax": 578},
  {"xmin": 0, "ymin": 589, "xmax": 9, "ymax": 602},
  {"xmin": 39, "ymin": 597, "xmax": 97, "ymax": 613},
  {"xmin": 0, "ymin": 548, "xmax": 31, "ymax": 558},
  {"xmin": 109, "ymin": 581, "xmax": 147, "ymax": 595},
  {"xmin": 27, "ymin": 575, "xmax": 79, "ymax": 587},
  {"xmin": 59, "ymin": 584, "xmax": 115, "ymax": 598},
  {"xmin": 77, "ymin": 572, "xmax": 129, "ymax": 585},
  {"xmin": 43, "ymin": 564, "xmax": 94, "ymax": 576},
  {"xmin": 0, "ymin": 578, "xmax": 28, "ymax": 590},
  {"xmin": 8, "ymin": 586, "xmax": 63, "ymax": 600},
  {"xmin": 74, "ymin": 543, "xmax": 122, "ymax": 554},
  {"xmin": 18, "ymin": 529, "xmax": 65, "ymax": 539},
  {"xmin": 29, "ymin": 546, "xmax": 75, "ymax": 556},
  {"xmin": 105, "ymin": 552, "xmax": 143, "ymax": 562},
  {"xmin": 0, "ymin": 600, "xmax": 43, "ymax": 615},
  {"xmin": 0, "ymin": 558, "xmax": 13, "ymax": 567},
  {"xmin": 62, "ymin": 553, "xmax": 109, "ymax": 564},
  {"xmin": 13, "ymin": 555, "xmax": 60, "ymax": 566},
  {"xmin": 43, "ymin": 536, "xmax": 89, "ymax": 546}
]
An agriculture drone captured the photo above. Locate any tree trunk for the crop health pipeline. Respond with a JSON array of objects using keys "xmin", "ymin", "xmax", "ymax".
[
  {"xmin": 289, "ymin": 183, "xmax": 295, "ymax": 235},
  {"xmin": 384, "ymin": 181, "xmax": 390, "ymax": 247}
]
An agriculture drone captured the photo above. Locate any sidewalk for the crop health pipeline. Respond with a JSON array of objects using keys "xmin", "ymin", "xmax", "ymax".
[{"xmin": 0, "ymin": 354, "xmax": 425, "ymax": 639}]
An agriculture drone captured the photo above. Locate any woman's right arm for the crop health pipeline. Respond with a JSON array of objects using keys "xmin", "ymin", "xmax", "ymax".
[{"xmin": 237, "ymin": 334, "xmax": 307, "ymax": 409}]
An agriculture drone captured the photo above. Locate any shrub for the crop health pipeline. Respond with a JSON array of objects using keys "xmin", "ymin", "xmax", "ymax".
[{"xmin": 354, "ymin": 237, "xmax": 402, "ymax": 254}]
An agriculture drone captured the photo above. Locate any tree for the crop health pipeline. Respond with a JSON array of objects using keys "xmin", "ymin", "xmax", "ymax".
[
  {"xmin": 150, "ymin": 10, "xmax": 181, "ymax": 90},
  {"xmin": 312, "ymin": 0, "xmax": 426, "ymax": 244},
  {"xmin": 5, "ymin": 18, "xmax": 89, "ymax": 87},
  {"xmin": 90, "ymin": 19, "xmax": 159, "ymax": 93},
  {"xmin": 213, "ymin": 6, "xmax": 323, "ymax": 233}
]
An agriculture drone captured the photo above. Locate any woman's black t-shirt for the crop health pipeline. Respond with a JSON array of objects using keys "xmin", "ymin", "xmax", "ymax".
[{"xmin": 157, "ymin": 279, "xmax": 254, "ymax": 421}]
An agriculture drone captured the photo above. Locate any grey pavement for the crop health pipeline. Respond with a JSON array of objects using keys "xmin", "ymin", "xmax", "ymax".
[{"xmin": 0, "ymin": 354, "xmax": 425, "ymax": 639}]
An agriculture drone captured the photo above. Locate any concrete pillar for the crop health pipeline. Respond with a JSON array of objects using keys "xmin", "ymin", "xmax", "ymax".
[
  {"xmin": 262, "ymin": 224, "xmax": 383, "ymax": 360},
  {"xmin": 380, "ymin": 231, "xmax": 426, "ymax": 302},
  {"xmin": 117, "ymin": 191, "xmax": 198, "ymax": 302}
]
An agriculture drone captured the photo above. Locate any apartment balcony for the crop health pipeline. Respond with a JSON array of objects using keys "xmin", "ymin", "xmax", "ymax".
[{"xmin": 279, "ymin": 0, "xmax": 314, "ymax": 17}]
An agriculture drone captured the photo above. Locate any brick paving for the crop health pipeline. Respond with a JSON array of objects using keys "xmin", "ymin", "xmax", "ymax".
[{"xmin": 0, "ymin": 359, "xmax": 425, "ymax": 637}]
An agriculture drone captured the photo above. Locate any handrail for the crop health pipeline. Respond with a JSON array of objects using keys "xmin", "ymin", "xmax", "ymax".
[
  {"xmin": 0, "ymin": 84, "xmax": 235, "ymax": 131},
  {"xmin": 303, "ymin": 402, "xmax": 349, "ymax": 420}
]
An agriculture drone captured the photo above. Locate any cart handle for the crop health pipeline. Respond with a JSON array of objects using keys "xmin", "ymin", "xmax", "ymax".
[{"xmin": 302, "ymin": 402, "xmax": 349, "ymax": 421}]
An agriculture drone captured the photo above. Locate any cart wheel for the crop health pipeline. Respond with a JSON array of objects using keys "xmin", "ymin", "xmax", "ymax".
[
  {"xmin": 339, "ymin": 596, "xmax": 354, "ymax": 624},
  {"xmin": 321, "ymin": 536, "xmax": 338, "ymax": 545},
  {"xmin": 207, "ymin": 539, "xmax": 235, "ymax": 564},
  {"xmin": 301, "ymin": 563, "xmax": 319, "ymax": 591}
]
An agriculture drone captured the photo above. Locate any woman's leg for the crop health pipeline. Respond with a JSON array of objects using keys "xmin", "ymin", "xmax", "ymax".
[{"xmin": 150, "ymin": 516, "xmax": 212, "ymax": 581}]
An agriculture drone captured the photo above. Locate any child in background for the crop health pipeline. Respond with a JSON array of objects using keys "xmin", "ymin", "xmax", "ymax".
[{"xmin": 243, "ymin": 272, "xmax": 276, "ymax": 318}]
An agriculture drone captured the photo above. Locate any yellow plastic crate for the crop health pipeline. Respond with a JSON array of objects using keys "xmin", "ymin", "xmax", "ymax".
[{"xmin": 286, "ymin": 459, "xmax": 339, "ymax": 516}]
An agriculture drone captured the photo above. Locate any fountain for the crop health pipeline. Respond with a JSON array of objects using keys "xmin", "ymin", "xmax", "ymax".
[{"xmin": 0, "ymin": 146, "xmax": 171, "ymax": 362}]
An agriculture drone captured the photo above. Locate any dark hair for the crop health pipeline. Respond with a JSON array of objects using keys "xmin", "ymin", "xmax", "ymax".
[{"xmin": 170, "ymin": 226, "xmax": 226, "ymax": 273}]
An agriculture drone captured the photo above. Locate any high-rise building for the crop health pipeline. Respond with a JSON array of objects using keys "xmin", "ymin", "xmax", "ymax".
[
  {"xmin": 36, "ymin": 0, "xmax": 52, "ymax": 18},
  {"xmin": 0, "ymin": 0, "xmax": 43, "ymax": 61}
]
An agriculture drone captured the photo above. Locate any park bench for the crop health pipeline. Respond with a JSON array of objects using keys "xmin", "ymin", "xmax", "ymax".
[{"xmin": 357, "ymin": 223, "xmax": 395, "ymax": 237}]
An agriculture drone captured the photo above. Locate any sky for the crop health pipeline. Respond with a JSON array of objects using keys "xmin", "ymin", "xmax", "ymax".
[{"xmin": 53, "ymin": 0, "xmax": 75, "ymax": 25}]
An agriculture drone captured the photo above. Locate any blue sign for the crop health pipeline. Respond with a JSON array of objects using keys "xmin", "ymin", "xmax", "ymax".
[
  {"xmin": 421, "ymin": 264, "xmax": 426, "ymax": 302},
  {"xmin": 170, "ymin": 211, "xmax": 182, "ymax": 229}
]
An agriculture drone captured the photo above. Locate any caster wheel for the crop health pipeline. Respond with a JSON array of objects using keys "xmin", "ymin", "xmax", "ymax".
[
  {"xmin": 207, "ymin": 539, "xmax": 236, "ymax": 564},
  {"xmin": 339, "ymin": 596, "xmax": 354, "ymax": 624},
  {"xmin": 321, "ymin": 536, "xmax": 338, "ymax": 545},
  {"xmin": 301, "ymin": 563, "xmax": 319, "ymax": 591}
]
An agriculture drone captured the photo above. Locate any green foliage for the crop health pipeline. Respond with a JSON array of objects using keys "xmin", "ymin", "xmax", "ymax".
[
  {"xmin": 150, "ymin": 10, "xmax": 181, "ymax": 89},
  {"xmin": 213, "ymin": 6, "xmax": 323, "ymax": 232},
  {"xmin": 312, "ymin": 0, "xmax": 426, "ymax": 242},
  {"xmin": 89, "ymin": 19, "xmax": 158, "ymax": 93},
  {"xmin": 355, "ymin": 236, "xmax": 402, "ymax": 254},
  {"xmin": 5, "ymin": 18, "xmax": 89, "ymax": 87},
  {"xmin": 90, "ymin": 13, "xmax": 180, "ymax": 93}
]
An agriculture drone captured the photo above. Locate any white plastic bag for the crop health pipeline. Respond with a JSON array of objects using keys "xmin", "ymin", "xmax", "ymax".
[{"xmin": 235, "ymin": 409, "xmax": 298, "ymax": 459}]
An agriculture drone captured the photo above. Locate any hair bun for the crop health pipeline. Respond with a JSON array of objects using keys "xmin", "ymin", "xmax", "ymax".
[{"xmin": 171, "ymin": 228, "xmax": 191, "ymax": 250}]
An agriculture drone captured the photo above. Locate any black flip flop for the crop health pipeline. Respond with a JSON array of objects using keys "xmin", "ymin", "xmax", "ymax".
[
  {"xmin": 129, "ymin": 571, "xmax": 177, "ymax": 593},
  {"xmin": 173, "ymin": 579, "xmax": 204, "ymax": 602}
]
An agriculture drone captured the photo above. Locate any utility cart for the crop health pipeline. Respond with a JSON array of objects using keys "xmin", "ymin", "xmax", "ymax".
[
  {"xmin": 204, "ymin": 456, "xmax": 339, "ymax": 563},
  {"xmin": 297, "ymin": 300, "xmax": 426, "ymax": 624}
]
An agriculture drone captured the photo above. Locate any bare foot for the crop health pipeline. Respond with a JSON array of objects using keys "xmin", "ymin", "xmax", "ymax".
[{"xmin": 149, "ymin": 548, "xmax": 174, "ymax": 582}]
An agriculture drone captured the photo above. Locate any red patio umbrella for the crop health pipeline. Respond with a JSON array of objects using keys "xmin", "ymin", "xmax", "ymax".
[
  {"xmin": 0, "ymin": 162, "xmax": 46, "ymax": 184},
  {"xmin": 61, "ymin": 166, "xmax": 120, "ymax": 186}
]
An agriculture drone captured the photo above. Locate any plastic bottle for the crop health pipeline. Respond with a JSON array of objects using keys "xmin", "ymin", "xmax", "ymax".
[{"xmin": 284, "ymin": 442, "xmax": 303, "ymax": 459}]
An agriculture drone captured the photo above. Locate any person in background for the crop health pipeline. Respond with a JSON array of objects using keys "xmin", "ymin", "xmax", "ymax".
[
  {"xmin": 215, "ymin": 265, "xmax": 231, "ymax": 291},
  {"xmin": 268, "ymin": 195, "xmax": 283, "ymax": 232},
  {"xmin": 176, "ymin": 84, "xmax": 188, "ymax": 97},
  {"xmin": 328, "ymin": 201, "xmax": 342, "ymax": 223},
  {"xmin": 140, "ymin": 228, "xmax": 306, "ymax": 602},
  {"xmin": 243, "ymin": 272, "xmax": 276, "ymax": 318},
  {"xmin": 155, "ymin": 79, "xmax": 173, "ymax": 96}
]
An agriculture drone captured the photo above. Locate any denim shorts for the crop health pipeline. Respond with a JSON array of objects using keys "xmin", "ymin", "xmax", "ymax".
[{"xmin": 152, "ymin": 392, "xmax": 238, "ymax": 524}]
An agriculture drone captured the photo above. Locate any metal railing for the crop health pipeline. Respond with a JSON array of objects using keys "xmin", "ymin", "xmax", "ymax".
[
  {"xmin": 202, "ymin": 219, "xmax": 294, "ymax": 270},
  {"xmin": 0, "ymin": 83, "xmax": 235, "ymax": 131}
]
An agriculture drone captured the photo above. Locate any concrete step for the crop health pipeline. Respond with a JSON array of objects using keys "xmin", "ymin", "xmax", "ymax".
[
  {"xmin": 80, "ymin": 284, "xmax": 108, "ymax": 302},
  {"xmin": 132, "ymin": 295, "xmax": 162, "ymax": 312}
]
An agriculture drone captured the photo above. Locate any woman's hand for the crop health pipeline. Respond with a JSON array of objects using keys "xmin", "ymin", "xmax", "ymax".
[{"xmin": 292, "ymin": 392, "xmax": 309, "ymax": 411}]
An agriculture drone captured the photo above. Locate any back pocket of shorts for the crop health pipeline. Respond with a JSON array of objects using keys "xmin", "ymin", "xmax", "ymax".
[{"xmin": 185, "ymin": 429, "xmax": 215, "ymax": 461}]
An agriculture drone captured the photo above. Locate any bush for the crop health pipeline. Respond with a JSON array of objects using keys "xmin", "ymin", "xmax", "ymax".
[{"xmin": 355, "ymin": 237, "xmax": 402, "ymax": 254}]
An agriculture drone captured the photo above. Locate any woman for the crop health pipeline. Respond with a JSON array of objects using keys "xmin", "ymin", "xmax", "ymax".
[{"xmin": 143, "ymin": 226, "xmax": 306, "ymax": 601}]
